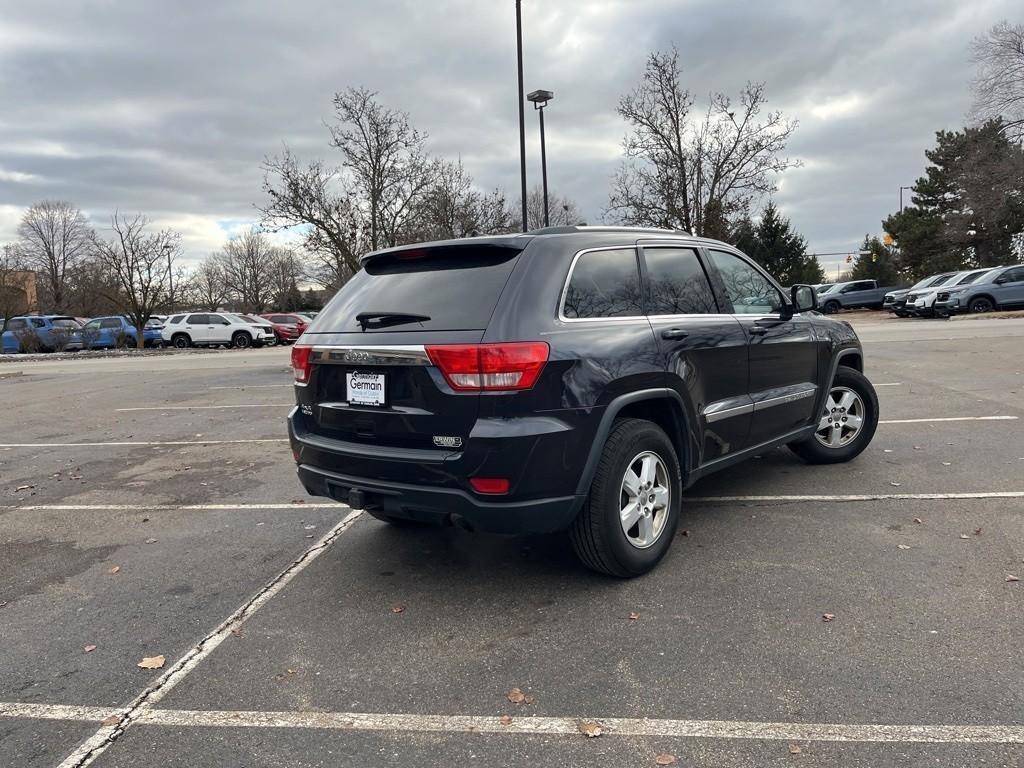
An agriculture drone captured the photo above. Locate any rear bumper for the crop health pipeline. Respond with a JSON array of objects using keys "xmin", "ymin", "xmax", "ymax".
[{"xmin": 288, "ymin": 407, "xmax": 587, "ymax": 534}]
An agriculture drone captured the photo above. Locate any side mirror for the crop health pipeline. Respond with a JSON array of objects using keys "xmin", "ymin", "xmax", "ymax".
[
  {"xmin": 791, "ymin": 284, "xmax": 818, "ymax": 314},
  {"xmin": 995, "ymin": 276, "xmax": 1008, "ymax": 284}
]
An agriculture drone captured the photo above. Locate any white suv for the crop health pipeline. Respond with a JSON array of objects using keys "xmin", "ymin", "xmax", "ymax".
[
  {"xmin": 162, "ymin": 312, "xmax": 273, "ymax": 349},
  {"xmin": 907, "ymin": 268, "xmax": 992, "ymax": 317}
]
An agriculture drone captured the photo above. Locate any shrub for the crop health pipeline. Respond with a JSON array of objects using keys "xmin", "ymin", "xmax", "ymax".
[
  {"xmin": 13, "ymin": 327, "xmax": 41, "ymax": 353},
  {"xmin": 49, "ymin": 326, "xmax": 76, "ymax": 352},
  {"xmin": 80, "ymin": 326, "xmax": 101, "ymax": 350},
  {"xmin": 113, "ymin": 329, "xmax": 131, "ymax": 349}
]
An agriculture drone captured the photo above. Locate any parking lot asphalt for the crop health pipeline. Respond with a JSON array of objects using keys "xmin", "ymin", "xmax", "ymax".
[{"xmin": 1, "ymin": 318, "xmax": 1022, "ymax": 768}]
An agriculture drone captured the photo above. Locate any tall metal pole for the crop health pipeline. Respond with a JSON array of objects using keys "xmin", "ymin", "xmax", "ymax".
[
  {"xmin": 539, "ymin": 105, "xmax": 549, "ymax": 227},
  {"xmin": 516, "ymin": 1, "xmax": 528, "ymax": 232},
  {"xmin": 163, "ymin": 244, "xmax": 174, "ymax": 311}
]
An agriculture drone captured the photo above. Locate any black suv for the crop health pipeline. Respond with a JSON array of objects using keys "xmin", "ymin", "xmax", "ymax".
[{"xmin": 289, "ymin": 227, "xmax": 879, "ymax": 576}]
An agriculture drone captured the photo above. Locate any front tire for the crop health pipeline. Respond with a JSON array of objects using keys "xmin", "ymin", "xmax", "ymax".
[
  {"xmin": 232, "ymin": 331, "xmax": 252, "ymax": 349},
  {"xmin": 968, "ymin": 296, "xmax": 994, "ymax": 314},
  {"xmin": 823, "ymin": 300, "xmax": 841, "ymax": 314},
  {"xmin": 171, "ymin": 333, "xmax": 191, "ymax": 349},
  {"xmin": 570, "ymin": 418, "xmax": 681, "ymax": 578},
  {"xmin": 789, "ymin": 367, "xmax": 879, "ymax": 464}
]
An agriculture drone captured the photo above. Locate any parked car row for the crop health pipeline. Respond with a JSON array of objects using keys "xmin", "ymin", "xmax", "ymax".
[
  {"xmin": 883, "ymin": 264, "xmax": 1024, "ymax": 317},
  {"xmin": 1, "ymin": 311, "xmax": 317, "ymax": 353},
  {"xmin": 815, "ymin": 280, "xmax": 902, "ymax": 313}
]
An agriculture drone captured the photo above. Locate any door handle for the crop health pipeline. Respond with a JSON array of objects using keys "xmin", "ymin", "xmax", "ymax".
[
  {"xmin": 748, "ymin": 326, "xmax": 769, "ymax": 336},
  {"xmin": 661, "ymin": 328, "xmax": 689, "ymax": 340}
]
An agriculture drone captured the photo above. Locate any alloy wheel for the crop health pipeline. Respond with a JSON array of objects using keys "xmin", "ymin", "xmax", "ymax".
[
  {"xmin": 814, "ymin": 386, "xmax": 865, "ymax": 448},
  {"xmin": 619, "ymin": 451, "xmax": 670, "ymax": 549}
]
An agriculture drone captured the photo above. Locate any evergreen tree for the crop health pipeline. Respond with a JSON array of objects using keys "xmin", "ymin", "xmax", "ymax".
[
  {"xmin": 732, "ymin": 202, "xmax": 825, "ymax": 285},
  {"xmin": 850, "ymin": 235, "xmax": 900, "ymax": 284}
]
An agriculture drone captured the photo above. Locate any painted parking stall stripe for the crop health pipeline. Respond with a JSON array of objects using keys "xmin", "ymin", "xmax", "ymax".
[
  {"xmin": 0, "ymin": 438, "xmax": 289, "ymax": 448},
  {"xmin": 115, "ymin": 404, "xmax": 293, "ymax": 411},
  {"xmin": 878, "ymin": 415, "xmax": 1017, "ymax": 425},
  {"xmin": 54, "ymin": 509, "xmax": 363, "ymax": 768}
]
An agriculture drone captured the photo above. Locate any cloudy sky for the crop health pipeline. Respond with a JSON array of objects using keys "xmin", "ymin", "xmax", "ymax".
[{"xmin": 0, "ymin": 0, "xmax": 1019, "ymax": 276}]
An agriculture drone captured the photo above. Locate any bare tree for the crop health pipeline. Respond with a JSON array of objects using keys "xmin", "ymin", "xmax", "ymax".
[
  {"xmin": 92, "ymin": 213, "xmax": 179, "ymax": 349},
  {"xmin": 189, "ymin": 257, "xmax": 229, "ymax": 310},
  {"xmin": 329, "ymin": 87, "xmax": 435, "ymax": 250},
  {"xmin": 214, "ymin": 228, "xmax": 287, "ymax": 313},
  {"xmin": 15, "ymin": 200, "xmax": 94, "ymax": 311},
  {"xmin": 260, "ymin": 149, "xmax": 369, "ymax": 287},
  {"xmin": 522, "ymin": 186, "xmax": 582, "ymax": 230},
  {"xmin": 607, "ymin": 47, "xmax": 799, "ymax": 237},
  {"xmin": 971, "ymin": 21, "xmax": 1024, "ymax": 143},
  {"xmin": 411, "ymin": 158, "xmax": 515, "ymax": 240},
  {"xmin": 268, "ymin": 249, "xmax": 305, "ymax": 311}
]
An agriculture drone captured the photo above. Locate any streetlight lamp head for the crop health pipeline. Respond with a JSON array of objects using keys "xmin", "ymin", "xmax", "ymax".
[{"xmin": 527, "ymin": 89, "xmax": 554, "ymax": 106}]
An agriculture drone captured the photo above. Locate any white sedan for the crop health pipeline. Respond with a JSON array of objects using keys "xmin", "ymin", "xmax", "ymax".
[{"xmin": 161, "ymin": 312, "xmax": 275, "ymax": 349}]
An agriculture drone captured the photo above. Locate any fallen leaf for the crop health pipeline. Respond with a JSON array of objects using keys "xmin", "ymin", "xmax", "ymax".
[
  {"xmin": 655, "ymin": 755, "xmax": 676, "ymax": 766},
  {"xmin": 524, "ymin": 694, "xmax": 535, "ymax": 704},
  {"xmin": 959, "ymin": 534, "xmax": 970, "ymax": 539},
  {"xmin": 137, "ymin": 655, "xmax": 165, "ymax": 669},
  {"xmin": 913, "ymin": 445, "xmax": 922, "ymax": 451},
  {"xmin": 883, "ymin": 449, "xmax": 893, "ymax": 453},
  {"xmin": 628, "ymin": 612, "xmax": 640, "ymax": 621},
  {"xmin": 822, "ymin": 613, "xmax": 835, "ymax": 622},
  {"xmin": 391, "ymin": 605, "xmax": 405, "ymax": 614},
  {"xmin": 789, "ymin": 743, "xmax": 803, "ymax": 754},
  {"xmin": 230, "ymin": 627, "xmax": 243, "ymax": 637},
  {"xmin": 108, "ymin": 566, "xmax": 121, "ymax": 574},
  {"xmin": 913, "ymin": 518, "xmax": 923, "ymax": 524},
  {"xmin": 678, "ymin": 529, "xmax": 689, "ymax": 537},
  {"xmin": 1007, "ymin": 574, "xmax": 1020, "ymax": 583},
  {"xmin": 101, "ymin": 715, "xmax": 119, "ymax": 727},
  {"xmin": 941, "ymin": 462, "xmax": 951, "ymax": 467},
  {"xmin": 507, "ymin": 687, "xmax": 527, "ymax": 705},
  {"xmin": 499, "ymin": 714, "xmax": 513, "ymax": 725},
  {"xmin": 889, "ymin": 481, "xmax": 902, "ymax": 487},
  {"xmin": 897, "ymin": 544, "xmax": 911, "ymax": 550},
  {"xmin": 144, "ymin": 538, "xmax": 157, "ymax": 544},
  {"xmin": 974, "ymin": 528, "xmax": 983, "ymax": 536},
  {"xmin": 83, "ymin": 644, "xmax": 97, "ymax": 653},
  {"xmin": 15, "ymin": 484, "xmax": 34, "ymax": 491},
  {"xmin": 578, "ymin": 721, "xmax": 603, "ymax": 738}
]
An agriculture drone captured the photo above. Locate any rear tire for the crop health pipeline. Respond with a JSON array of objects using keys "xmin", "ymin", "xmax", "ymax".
[
  {"xmin": 823, "ymin": 300, "xmax": 841, "ymax": 314},
  {"xmin": 789, "ymin": 367, "xmax": 878, "ymax": 464},
  {"xmin": 570, "ymin": 418, "xmax": 681, "ymax": 578},
  {"xmin": 171, "ymin": 333, "xmax": 191, "ymax": 349}
]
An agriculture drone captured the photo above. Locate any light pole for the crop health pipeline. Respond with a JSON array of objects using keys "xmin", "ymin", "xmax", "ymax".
[
  {"xmin": 515, "ymin": 1, "xmax": 528, "ymax": 233},
  {"xmin": 527, "ymin": 89, "xmax": 554, "ymax": 227},
  {"xmin": 899, "ymin": 185, "xmax": 912, "ymax": 213},
  {"xmin": 162, "ymin": 244, "xmax": 174, "ymax": 310}
]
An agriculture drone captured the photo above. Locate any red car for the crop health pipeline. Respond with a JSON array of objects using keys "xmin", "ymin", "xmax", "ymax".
[{"xmin": 259, "ymin": 313, "xmax": 310, "ymax": 344}]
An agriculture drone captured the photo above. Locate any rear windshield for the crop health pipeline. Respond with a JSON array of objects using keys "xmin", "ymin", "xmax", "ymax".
[
  {"xmin": 51, "ymin": 318, "xmax": 81, "ymax": 328},
  {"xmin": 311, "ymin": 245, "xmax": 523, "ymax": 332}
]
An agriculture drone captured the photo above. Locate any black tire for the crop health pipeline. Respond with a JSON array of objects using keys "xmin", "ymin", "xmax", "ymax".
[
  {"xmin": 232, "ymin": 331, "xmax": 252, "ymax": 349},
  {"xmin": 569, "ymin": 418, "xmax": 681, "ymax": 578},
  {"xmin": 789, "ymin": 367, "xmax": 879, "ymax": 465},
  {"xmin": 171, "ymin": 333, "xmax": 191, "ymax": 349},
  {"xmin": 968, "ymin": 296, "xmax": 994, "ymax": 314},
  {"xmin": 823, "ymin": 300, "xmax": 841, "ymax": 314}
]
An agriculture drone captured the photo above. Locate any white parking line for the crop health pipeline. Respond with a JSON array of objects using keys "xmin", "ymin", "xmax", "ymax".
[
  {"xmin": 55, "ymin": 509, "xmax": 363, "ymax": 768},
  {"xmin": 0, "ymin": 502, "xmax": 346, "ymax": 511},
  {"xmin": 878, "ymin": 416, "xmax": 1018, "ymax": 425},
  {"xmin": 3, "ymin": 702, "xmax": 1021, "ymax": 745},
  {"xmin": 688, "ymin": 492, "xmax": 1024, "ymax": 503},
  {"xmin": 0, "ymin": 438, "xmax": 288, "ymax": 448},
  {"xmin": 875, "ymin": 382, "xmax": 903, "ymax": 387},
  {"xmin": 116, "ymin": 404, "xmax": 292, "ymax": 411}
]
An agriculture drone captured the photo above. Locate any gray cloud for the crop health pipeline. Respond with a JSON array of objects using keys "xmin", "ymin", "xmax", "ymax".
[{"xmin": 0, "ymin": 0, "xmax": 1018, "ymax": 275}]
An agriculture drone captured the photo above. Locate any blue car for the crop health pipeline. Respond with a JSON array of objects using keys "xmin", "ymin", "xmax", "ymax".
[
  {"xmin": 1, "ymin": 315, "xmax": 84, "ymax": 353},
  {"xmin": 80, "ymin": 316, "xmax": 165, "ymax": 348}
]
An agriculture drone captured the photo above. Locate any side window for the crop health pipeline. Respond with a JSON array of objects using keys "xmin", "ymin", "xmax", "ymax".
[
  {"xmin": 208, "ymin": 314, "xmax": 231, "ymax": 325},
  {"xmin": 643, "ymin": 248, "xmax": 719, "ymax": 315},
  {"xmin": 7, "ymin": 318, "xmax": 26, "ymax": 331},
  {"xmin": 563, "ymin": 248, "xmax": 642, "ymax": 319},
  {"xmin": 32, "ymin": 318, "xmax": 46, "ymax": 328},
  {"xmin": 170, "ymin": 315, "xmax": 184, "ymax": 325},
  {"xmin": 706, "ymin": 250, "xmax": 784, "ymax": 315},
  {"xmin": 84, "ymin": 320, "xmax": 101, "ymax": 330},
  {"xmin": 1003, "ymin": 267, "xmax": 1024, "ymax": 283},
  {"xmin": 100, "ymin": 318, "xmax": 121, "ymax": 329},
  {"xmin": 187, "ymin": 314, "xmax": 207, "ymax": 324}
]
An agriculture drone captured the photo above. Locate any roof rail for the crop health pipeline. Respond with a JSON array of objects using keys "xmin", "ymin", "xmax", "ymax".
[{"xmin": 527, "ymin": 224, "xmax": 691, "ymax": 236}]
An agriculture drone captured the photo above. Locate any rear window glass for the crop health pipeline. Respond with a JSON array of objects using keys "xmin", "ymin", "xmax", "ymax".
[
  {"xmin": 563, "ymin": 248, "xmax": 642, "ymax": 319},
  {"xmin": 51, "ymin": 318, "xmax": 81, "ymax": 328},
  {"xmin": 313, "ymin": 246, "xmax": 523, "ymax": 332}
]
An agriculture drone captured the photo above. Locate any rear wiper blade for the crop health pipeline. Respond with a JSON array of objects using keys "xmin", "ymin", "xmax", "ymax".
[{"xmin": 356, "ymin": 311, "xmax": 431, "ymax": 331}]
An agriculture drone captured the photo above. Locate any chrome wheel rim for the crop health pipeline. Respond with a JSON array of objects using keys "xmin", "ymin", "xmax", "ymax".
[
  {"xmin": 619, "ymin": 451, "xmax": 670, "ymax": 549},
  {"xmin": 814, "ymin": 386, "xmax": 865, "ymax": 448}
]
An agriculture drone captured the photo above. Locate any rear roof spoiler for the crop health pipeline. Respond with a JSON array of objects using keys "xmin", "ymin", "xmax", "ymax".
[{"xmin": 359, "ymin": 235, "xmax": 532, "ymax": 266}]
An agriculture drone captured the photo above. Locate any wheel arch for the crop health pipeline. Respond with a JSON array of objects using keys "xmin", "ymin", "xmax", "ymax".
[
  {"xmin": 574, "ymin": 389, "xmax": 691, "ymax": 498},
  {"xmin": 969, "ymin": 293, "xmax": 997, "ymax": 309}
]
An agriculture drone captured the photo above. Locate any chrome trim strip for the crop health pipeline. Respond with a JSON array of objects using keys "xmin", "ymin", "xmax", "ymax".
[
  {"xmin": 310, "ymin": 345, "xmax": 430, "ymax": 366},
  {"xmin": 752, "ymin": 387, "xmax": 817, "ymax": 412},
  {"xmin": 558, "ymin": 245, "xmax": 645, "ymax": 323},
  {"xmin": 703, "ymin": 400, "xmax": 755, "ymax": 424}
]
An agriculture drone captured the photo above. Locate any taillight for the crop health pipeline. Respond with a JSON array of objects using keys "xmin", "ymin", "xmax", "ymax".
[
  {"xmin": 425, "ymin": 342, "xmax": 549, "ymax": 392},
  {"xmin": 291, "ymin": 344, "xmax": 312, "ymax": 384},
  {"xmin": 469, "ymin": 477, "xmax": 510, "ymax": 495}
]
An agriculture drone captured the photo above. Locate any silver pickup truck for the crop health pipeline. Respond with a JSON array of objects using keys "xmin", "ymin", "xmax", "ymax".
[{"xmin": 817, "ymin": 279, "xmax": 903, "ymax": 314}]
